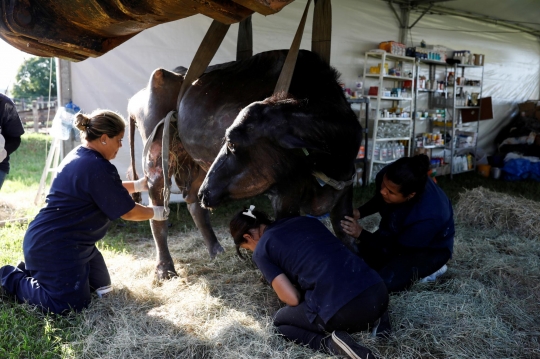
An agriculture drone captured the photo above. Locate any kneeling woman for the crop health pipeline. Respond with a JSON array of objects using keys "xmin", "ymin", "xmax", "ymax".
[
  {"xmin": 230, "ymin": 206, "xmax": 388, "ymax": 359},
  {"xmin": 341, "ymin": 154, "xmax": 455, "ymax": 293},
  {"xmin": 0, "ymin": 110, "xmax": 168, "ymax": 314}
]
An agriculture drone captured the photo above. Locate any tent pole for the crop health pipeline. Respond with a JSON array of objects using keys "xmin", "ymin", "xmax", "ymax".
[
  {"xmin": 399, "ymin": 5, "xmax": 410, "ymax": 45},
  {"xmin": 388, "ymin": 1, "xmax": 410, "ymax": 45}
]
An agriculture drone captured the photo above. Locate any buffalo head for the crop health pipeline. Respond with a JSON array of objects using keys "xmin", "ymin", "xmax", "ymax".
[{"xmin": 198, "ymin": 93, "xmax": 356, "ymax": 213}]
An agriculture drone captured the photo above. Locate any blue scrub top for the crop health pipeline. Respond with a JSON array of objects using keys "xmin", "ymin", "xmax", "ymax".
[
  {"xmin": 359, "ymin": 166, "xmax": 454, "ymax": 254},
  {"xmin": 253, "ymin": 216, "xmax": 382, "ymax": 324},
  {"xmin": 23, "ymin": 146, "xmax": 135, "ymax": 271}
]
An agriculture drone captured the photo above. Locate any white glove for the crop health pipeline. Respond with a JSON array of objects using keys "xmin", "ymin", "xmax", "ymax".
[
  {"xmin": 151, "ymin": 206, "xmax": 169, "ymax": 221},
  {"xmin": 133, "ymin": 177, "xmax": 148, "ymax": 192}
]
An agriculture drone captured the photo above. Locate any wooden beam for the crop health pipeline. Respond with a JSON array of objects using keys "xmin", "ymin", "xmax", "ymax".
[{"xmin": 232, "ymin": 0, "xmax": 295, "ymax": 16}]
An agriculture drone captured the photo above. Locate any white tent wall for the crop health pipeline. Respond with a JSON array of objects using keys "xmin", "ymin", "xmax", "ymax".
[{"xmin": 69, "ymin": 0, "xmax": 540, "ymax": 196}]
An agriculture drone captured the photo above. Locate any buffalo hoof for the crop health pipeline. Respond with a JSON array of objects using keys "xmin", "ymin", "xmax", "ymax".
[
  {"xmin": 155, "ymin": 261, "xmax": 178, "ymax": 281},
  {"xmin": 208, "ymin": 243, "xmax": 225, "ymax": 259}
]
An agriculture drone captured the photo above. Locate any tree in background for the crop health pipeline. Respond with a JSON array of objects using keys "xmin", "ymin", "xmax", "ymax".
[{"xmin": 10, "ymin": 57, "xmax": 57, "ymax": 99}]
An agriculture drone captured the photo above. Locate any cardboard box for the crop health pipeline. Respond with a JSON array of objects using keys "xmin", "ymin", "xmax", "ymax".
[
  {"xmin": 462, "ymin": 97, "xmax": 493, "ymax": 123},
  {"xmin": 518, "ymin": 101, "xmax": 539, "ymax": 117}
]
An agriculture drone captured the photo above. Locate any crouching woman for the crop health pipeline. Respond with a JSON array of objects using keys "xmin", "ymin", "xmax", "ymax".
[
  {"xmin": 230, "ymin": 206, "xmax": 389, "ymax": 359},
  {"xmin": 0, "ymin": 110, "xmax": 168, "ymax": 314}
]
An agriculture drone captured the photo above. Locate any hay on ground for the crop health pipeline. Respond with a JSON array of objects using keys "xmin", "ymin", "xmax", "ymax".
[
  {"xmin": 61, "ymin": 213, "xmax": 540, "ymax": 359},
  {"xmin": 455, "ymin": 186, "xmax": 540, "ymax": 239}
]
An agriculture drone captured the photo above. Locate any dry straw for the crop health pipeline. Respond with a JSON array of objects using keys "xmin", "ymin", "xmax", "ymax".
[
  {"xmin": 455, "ymin": 186, "xmax": 540, "ymax": 239},
  {"xmin": 21, "ymin": 191, "xmax": 540, "ymax": 358}
]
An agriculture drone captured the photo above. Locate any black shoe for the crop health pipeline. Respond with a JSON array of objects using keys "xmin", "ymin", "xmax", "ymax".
[{"xmin": 329, "ymin": 331, "xmax": 374, "ymax": 359}]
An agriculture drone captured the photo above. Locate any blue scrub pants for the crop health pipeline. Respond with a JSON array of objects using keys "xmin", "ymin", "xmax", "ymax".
[
  {"xmin": 273, "ymin": 281, "xmax": 388, "ymax": 352},
  {"xmin": 0, "ymin": 250, "xmax": 111, "ymax": 314}
]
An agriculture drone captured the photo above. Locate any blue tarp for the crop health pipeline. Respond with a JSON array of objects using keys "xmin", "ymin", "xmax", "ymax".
[{"xmin": 502, "ymin": 158, "xmax": 540, "ymax": 181}]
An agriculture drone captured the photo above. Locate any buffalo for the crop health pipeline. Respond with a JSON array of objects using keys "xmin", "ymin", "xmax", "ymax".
[{"xmin": 128, "ymin": 50, "xmax": 361, "ymax": 280}]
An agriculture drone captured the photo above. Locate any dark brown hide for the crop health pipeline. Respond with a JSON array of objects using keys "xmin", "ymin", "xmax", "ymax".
[
  {"xmin": 128, "ymin": 68, "xmax": 223, "ymax": 280},
  {"xmin": 129, "ymin": 50, "xmax": 361, "ymax": 280}
]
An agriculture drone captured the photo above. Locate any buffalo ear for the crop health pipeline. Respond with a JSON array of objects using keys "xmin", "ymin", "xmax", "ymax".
[{"xmin": 276, "ymin": 133, "xmax": 330, "ymax": 156}]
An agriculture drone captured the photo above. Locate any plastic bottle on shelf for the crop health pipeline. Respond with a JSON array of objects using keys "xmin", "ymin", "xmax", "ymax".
[
  {"xmin": 373, "ymin": 142, "xmax": 380, "ymax": 161},
  {"xmin": 355, "ymin": 76, "xmax": 363, "ymax": 92},
  {"xmin": 400, "ymin": 142, "xmax": 405, "ymax": 158},
  {"xmin": 467, "ymin": 153, "xmax": 473, "ymax": 170},
  {"xmin": 380, "ymin": 143, "xmax": 388, "ymax": 161},
  {"xmin": 388, "ymin": 142, "xmax": 394, "ymax": 161}
]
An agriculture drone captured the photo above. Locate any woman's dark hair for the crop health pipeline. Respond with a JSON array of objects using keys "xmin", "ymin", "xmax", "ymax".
[
  {"xmin": 229, "ymin": 207, "xmax": 273, "ymax": 258},
  {"xmin": 385, "ymin": 154, "xmax": 430, "ymax": 197},
  {"xmin": 74, "ymin": 109, "xmax": 126, "ymax": 142}
]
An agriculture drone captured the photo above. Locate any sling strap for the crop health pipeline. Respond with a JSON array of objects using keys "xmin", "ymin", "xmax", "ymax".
[
  {"xmin": 312, "ymin": 0, "xmax": 332, "ymax": 64},
  {"xmin": 144, "ymin": 20, "xmax": 230, "ymax": 214},
  {"xmin": 274, "ymin": 0, "xmax": 312, "ymax": 94},
  {"xmin": 237, "ymin": 15, "xmax": 253, "ymax": 61},
  {"xmin": 276, "ymin": 0, "xmax": 350, "ymax": 190}
]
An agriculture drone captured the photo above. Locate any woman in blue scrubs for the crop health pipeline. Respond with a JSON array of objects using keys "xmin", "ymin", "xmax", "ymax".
[
  {"xmin": 230, "ymin": 206, "xmax": 389, "ymax": 359},
  {"xmin": 341, "ymin": 154, "xmax": 454, "ymax": 293},
  {"xmin": 0, "ymin": 110, "xmax": 168, "ymax": 314}
]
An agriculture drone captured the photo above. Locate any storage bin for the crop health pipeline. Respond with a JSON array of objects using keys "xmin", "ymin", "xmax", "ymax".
[{"xmin": 477, "ymin": 164, "xmax": 491, "ymax": 177}]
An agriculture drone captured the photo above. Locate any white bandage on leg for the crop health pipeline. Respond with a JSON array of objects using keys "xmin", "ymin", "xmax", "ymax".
[
  {"xmin": 133, "ymin": 177, "xmax": 148, "ymax": 193},
  {"xmin": 151, "ymin": 206, "xmax": 169, "ymax": 221},
  {"xmin": 96, "ymin": 285, "xmax": 113, "ymax": 298}
]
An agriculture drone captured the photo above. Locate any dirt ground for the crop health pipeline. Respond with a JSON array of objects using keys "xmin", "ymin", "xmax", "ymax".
[{"xmin": 0, "ymin": 201, "xmax": 15, "ymax": 222}]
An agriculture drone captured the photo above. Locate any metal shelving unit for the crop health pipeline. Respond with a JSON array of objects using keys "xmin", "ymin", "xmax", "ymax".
[
  {"xmin": 413, "ymin": 58, "xmax": 451, "ymax": 176},
  {"xmin": 348, "ymin": 97, "xmax": 370, "ymax": 187},
  {"xmin": 447, "ymin": 63, "xmax": 484, "ymax": 178},
  {"xmin": 362, "ymin": 51, "xmax": 416, "ymax": 182}
]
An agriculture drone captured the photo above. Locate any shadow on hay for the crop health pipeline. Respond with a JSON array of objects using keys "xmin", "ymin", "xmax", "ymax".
[{"xmin": 75, "ymin": 189, "xmax": 540, "ymax": 359}]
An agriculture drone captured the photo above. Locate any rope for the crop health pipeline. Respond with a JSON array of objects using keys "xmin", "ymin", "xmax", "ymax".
[
  {"xmin": 142, "ymin": 110, "xmax": 177, "ymax": 175},
  {"xmin": 160, "ymin": 111, "xmax": 177, "ymax": 215}
]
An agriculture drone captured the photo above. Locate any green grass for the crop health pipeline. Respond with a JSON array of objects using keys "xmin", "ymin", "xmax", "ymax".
[
  {"xmin": 3, "ymin": 133, "xmax": 52, "ymax": 192},
  {"xmin": 2, "ymin": 133, "xmax": 540, "ymax": 358},
  {"xmin": 0, "ymin": 304, "xmax": 80, "ymax": 359}
]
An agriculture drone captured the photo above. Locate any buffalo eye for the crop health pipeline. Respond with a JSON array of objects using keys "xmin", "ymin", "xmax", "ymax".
[{"xmin": 227, "ymin": 141, "xmax": 236, "ymax": 153}]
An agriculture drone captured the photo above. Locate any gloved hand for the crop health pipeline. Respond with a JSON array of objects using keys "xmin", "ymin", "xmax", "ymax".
[
  {"xmin": 133, "ymin": 177, "xmax": 148, "ymax": 192},
  {"xmin": 151, "ymin": 206, "xmax": 169, "ymax": 221}
]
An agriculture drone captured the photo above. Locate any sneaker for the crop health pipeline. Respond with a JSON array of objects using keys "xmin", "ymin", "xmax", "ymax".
[
  {"xmin": 95, "ymin": 285, "xmax": 113, "ymax": 298},
  {"xmin": 329, "ymin": 331, "xmax": 374, "ymax": 359},
  {"xmin": 371, "ymin": 310, "xmax": 391, "ymax": 339},
  {"xmin": 420, "ymin": 264, "xmax": 447, "ymax": 283}
]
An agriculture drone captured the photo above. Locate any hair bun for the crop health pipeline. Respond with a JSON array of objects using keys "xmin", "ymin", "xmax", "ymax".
[{"xmin": 74, "ymin": 113, "xmax": 91, "ymax": 131}]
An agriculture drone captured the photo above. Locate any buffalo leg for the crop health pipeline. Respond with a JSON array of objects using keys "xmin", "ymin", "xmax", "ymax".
[
  {"xmin": 330, "ymin": 185, "xmax": 359, "ymax": 255},
  {"xmin": 149, "ymin": 218, "xmax": 177, "ymax": 280},
  {"xmin": 178, "ymin": 165, "xmax": 224, "ymax": 259},
  {"xmin": 186, "ymin": 202, "xmax": 224, "ymax": 258},
  {"xmin": 147, "ymin": 137, "xmax": 178, "ymax": 280}
]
